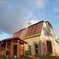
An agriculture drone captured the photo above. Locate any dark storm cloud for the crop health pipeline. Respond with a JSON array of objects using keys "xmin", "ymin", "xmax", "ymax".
[{"xmin": 0, "ymin": 1, "xmax": 38, "ymax": 34}]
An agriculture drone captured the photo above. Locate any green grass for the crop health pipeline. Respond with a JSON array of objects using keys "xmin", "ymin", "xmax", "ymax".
[
  {"xmin": 0, "ymin": 55, "xmax": 38, "ymax": 59},
  {"xmin": 0, "ymin": 56, "xmax": 6, "ymax": 59},
  {"xmin": 0, "ymin": 55, "xmax": 59, "ymax": 59},
  {"xmin": 11, "ymin": 56, "xmax": 37, "ymax": 59}
]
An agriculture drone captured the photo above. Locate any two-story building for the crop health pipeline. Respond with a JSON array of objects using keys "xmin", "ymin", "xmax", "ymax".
[{"xmin": 13, "ymin": 20, "xmax": 57, "ymax": 56}]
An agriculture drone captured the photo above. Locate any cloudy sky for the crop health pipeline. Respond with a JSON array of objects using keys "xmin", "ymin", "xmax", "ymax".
[{"xmin": 0, "ymin": 0, "xmax": 59, "ymax": 39}]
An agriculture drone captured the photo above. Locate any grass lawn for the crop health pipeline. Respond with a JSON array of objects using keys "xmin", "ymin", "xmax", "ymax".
[
  {"xmin": 0, "ymin": 55, "xmax": 38, "ymax": 59},
  {"xmin": 0, "ymin": 55, "xmax": 59, "ymax": 59}
]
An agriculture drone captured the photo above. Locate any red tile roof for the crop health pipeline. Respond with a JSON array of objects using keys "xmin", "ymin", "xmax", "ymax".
[{"xmin": 13, "ymin": 21, "xmax": 44, "ymax": 39}]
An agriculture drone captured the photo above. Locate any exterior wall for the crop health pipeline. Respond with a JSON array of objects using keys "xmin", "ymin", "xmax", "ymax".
[
  {"xmin": 55, "ymin": 42, "xmax": 59, "ymax": 54},
  {"xmin": 10, "ymin": 40, "xmax": 24, "ymax": 57},
  {"xmin": 38, "ymin": 41, "xmax": 44, "ymax": 56},
  {"xmin": 24, "ymin": 35, "xmax": 41, "ymax": 45},
  {"xmin": 24, "ymin": 35, "xmax": 43, "ymax": 56},
  {"xmin": 24, "ymin": 21, "xmax": 57, "ymax": 56},
  {"xmin": 19, "ymin": 44, "xmax": 24, "ymax": 55},
  {"xmin": 41, "ymin": 22, "xmax": 56, "ymax": 41},
  {"xmin": 0, "ymin": 50, "xmax": 5, "ymax": 56},
  {"xmin": 40, "ymin": 21, "xmax": 56, "ymax": 55},
  {"xmin": 0, "ymin": 45, "xmax": 5, "ymax": 56},
  {"xmin": 0, "ymin": 40, "xmax": 24, "ymax": 58}
]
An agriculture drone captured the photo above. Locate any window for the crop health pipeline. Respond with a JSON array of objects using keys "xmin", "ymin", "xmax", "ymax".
[
  {"xmin": 35, "ymin": 44, "xmax": 38, "ymax": 48},
  {"xmin": 1, "ymin": 42, "xmax": 6, "ymax": 47},
  {"xmin": 7, "ymin": 42, "xmax": 11, "ymax": 46},
  {"xmin": 43, "ymin": 27, "xmax": 50, "ymax": 36},
  {"xmin": 43, "ymin": 27, "xmax": 53, "ymax": 38}
]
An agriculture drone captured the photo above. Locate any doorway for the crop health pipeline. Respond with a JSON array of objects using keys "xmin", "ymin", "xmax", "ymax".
[
  {"xmin": 34, "ymin": 44, "xmax": 38, "ymax": 56},
  {"xmin": 46, "ymin": 40, "xmax": 52, "ymax": 55},
  {"xmin": 13, "ymin": 45, "xmax": 17, "ymax": 57}
]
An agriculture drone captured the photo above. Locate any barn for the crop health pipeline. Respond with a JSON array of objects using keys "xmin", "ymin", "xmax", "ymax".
[{"xmin": 14, "ymin": 20, "xmax": 57, "ymax": 56}]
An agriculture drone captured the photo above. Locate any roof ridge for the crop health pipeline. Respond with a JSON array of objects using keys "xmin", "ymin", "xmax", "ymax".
[{"xmin": 15, "ymin": 20, "xmax": 44, "ymax": 33}]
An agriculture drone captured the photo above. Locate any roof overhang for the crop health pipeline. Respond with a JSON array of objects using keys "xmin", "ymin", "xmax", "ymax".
[{"xmin": 0, "ymin": 37, "xmax": 27, "ymax": 44}]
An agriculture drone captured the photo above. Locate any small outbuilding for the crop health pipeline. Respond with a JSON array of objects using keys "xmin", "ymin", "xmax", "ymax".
[{"xmin": 0, "ymin": 37, "xmax": 27, "ymax": 58}]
